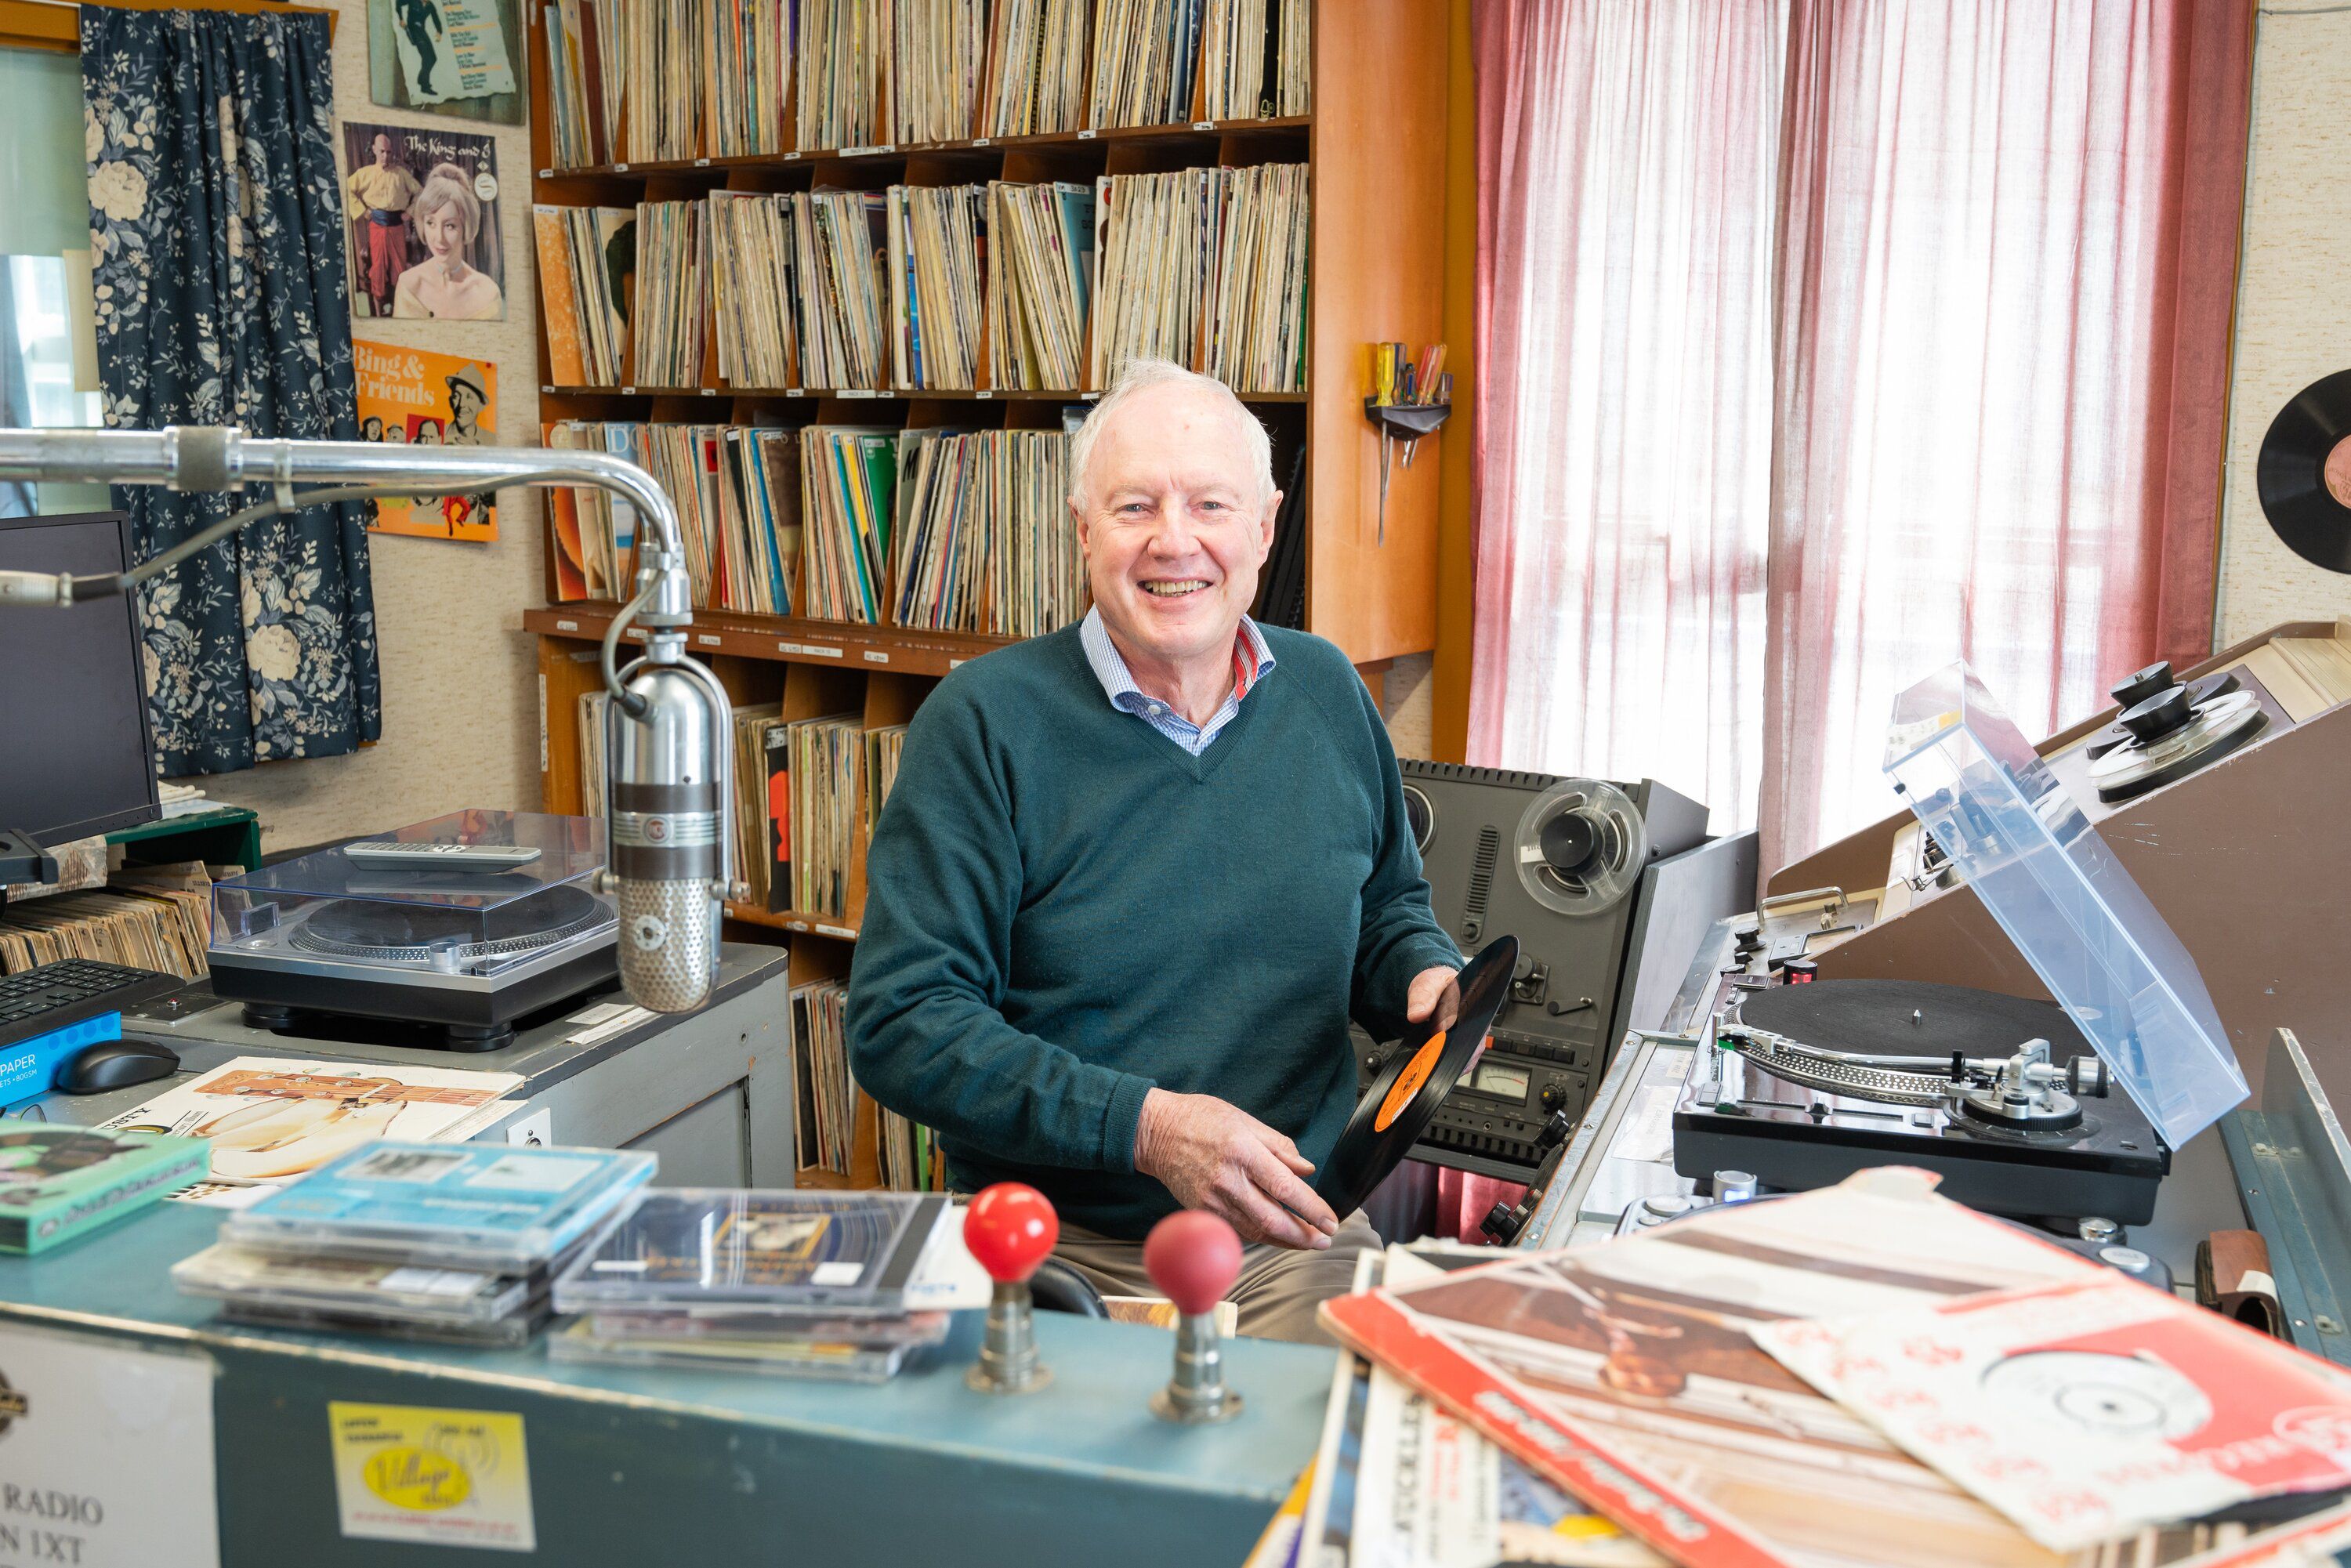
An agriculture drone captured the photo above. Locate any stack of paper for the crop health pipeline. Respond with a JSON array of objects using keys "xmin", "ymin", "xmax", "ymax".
[
  {"xmin": 708, "ymin": 0, "xmax": 793, "ymax": 155},
  {"xmin": 632, "ymin": 199, "xmax": 706, "ymax": 388},
  {"xmin": 795, "ymin": 0, "xmax": 886, "ymax": 152},
  {"xmin": 709, "ymin": 190, "xmax": 801, "ymax": 389},
  {"xmin": 887, "ymin": 183, "xmax": 987, "ymax": 390},
  {"xmin": 981, "ymin": 0, "xmax": 1090, "ymax": 136},
  {"xmin": 888, "ymin": 0, "xmax": 987, "ymax": 143},
  {"xmin": 800, "ymin": 424, "xmax": 897, "ymax": 621},
  {"xmin": 532, "ymin": 205, "xmax": 636, "ymax": 386},
  {"xmin": 1088, "ymin": 0, "xmax": 1205, "ymax": 128},
  {"xmin": 792, "ymin": 191, "xmax": 892, "ymax": 391},
  {"xmin": 987, "ymin": 181, "xmax": 1096, "ymax": 390}
]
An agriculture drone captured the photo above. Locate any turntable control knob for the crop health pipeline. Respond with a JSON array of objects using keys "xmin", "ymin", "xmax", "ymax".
[
  {"xmin": 1480, "ymin": 1201, "xmax": 1523, "ymax": 1244},
  {"xmin": 1145, "ymin": 1211, "xmax": 1246, "ymax": 1425},
  {"xmin": 964, "ymin": 1184, "xmax": 1058, "ymax": 1396},
  {"xmin": 1512, "ymin": 956, "xmax": 1534, "ymax": 982},
  {"xmin": 1536, "ymin": 1110, "xmax": 1574, "ymax": 1150},
  {"xmin": 2110, "ymin": 661, "xmax": 2174, "ymax": 711},
  {"xmin": 1539, "ymin": 1084, "xmax": 1566, "ymax": 1114},
  {"xmin": 1539, "ymin": 812, "xmax": 1599, "ymax": 873},
  {"xmin": 2118, "ymin": 684, "xmax": 2195, "ymax": 744}
]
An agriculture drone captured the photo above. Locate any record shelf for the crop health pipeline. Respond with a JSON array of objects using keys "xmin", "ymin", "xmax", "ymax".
[{"xmin": 523, "ymin": 1, "xmax": 1450, "ymax": 1190}]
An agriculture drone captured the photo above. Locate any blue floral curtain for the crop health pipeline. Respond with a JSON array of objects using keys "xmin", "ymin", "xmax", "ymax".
[{"xmin": 80, "ymin": 5, "xmax": 379, "ymax": 777}]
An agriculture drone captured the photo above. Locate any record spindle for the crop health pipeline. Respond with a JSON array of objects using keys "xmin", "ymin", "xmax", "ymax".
[
  {"xmin": 963, "ymin": 1182, "xmax": 1058, "ymax": 1395},
  {"xmin": 1143, "ymin": 1211, "xmax": 1244, "ymax": 1425}
]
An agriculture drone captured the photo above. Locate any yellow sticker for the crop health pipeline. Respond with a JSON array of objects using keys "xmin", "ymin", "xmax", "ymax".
[{"xmin": 329, "ymin": 1403, "xmax": 534, "ymax": 1553}]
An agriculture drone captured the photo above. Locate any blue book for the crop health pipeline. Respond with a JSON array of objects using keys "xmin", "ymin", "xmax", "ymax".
[{"xmin": 225, "ymin": 1143, "xmax": 657, "ymax": 1270}]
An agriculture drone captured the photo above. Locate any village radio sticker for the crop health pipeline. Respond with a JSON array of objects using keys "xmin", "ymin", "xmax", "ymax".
[{"xmin": 329, "ymin": 1403, "xmax": 534, "ymax": 1552}]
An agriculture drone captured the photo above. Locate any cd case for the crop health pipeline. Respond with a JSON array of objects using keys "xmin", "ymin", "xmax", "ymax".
[
  {"xmin": 554, "ymin": 1190, "xmax": 949, "ymax": 1313},
  {"xmin": 547, "ymin": 1318, "xmax": 922, "ymax": 1383},
  {"xmin": 220, "ymin": 1298, "xmax": 549, "ymax": 1349},
  {"xmin": 172, "ymin": 1242, "xmax": 532, "ymax": 1327},
  {"xmin": 223, "ymin": 1143, "xmax": 656, "ymax": 1269}
]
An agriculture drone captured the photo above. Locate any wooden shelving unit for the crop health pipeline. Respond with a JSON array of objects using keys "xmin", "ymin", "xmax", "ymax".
[{"xmin": 523, "ymin": 2, "xmax": 1450, "ymax": 1188}]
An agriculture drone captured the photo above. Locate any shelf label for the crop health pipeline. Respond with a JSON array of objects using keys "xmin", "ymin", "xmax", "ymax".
[
  {"xmin": 816, "ymin": 924, "xmax": 856, "ymax": 940},
  {"xmin": 694, "ymin": 158, "xmax": 711, "ymax": 167},
  {"xmin": 614, "ymin": 162, "xmax": 630, "ymax": 172},
  {"xmin": 1193, "ymin": 121, "xmax": 1215, "ymax": 132},
  {"xmin": 538, "ymin": 168, "xmax": 552, "ymax": 179},
  {"xmin": 541, "ymin": 384, "xmax": 556, "ymax": 394},
  {"xmin": 697, "ymin": 633, "xmax": 722, "ymax": 646},
  {"xmin": 777, "ymin": 641, "xmax": 844, "ymax": 659},
  {"xmin": 621, "ymin": 386, "xmax": 637, "ymax": 396},
  {"xmin": 786, "ymin": 388, "xmax": 805, "ymax": 398},
  {"xmin": 841, "ymin": 143, "xmax": 896, "ymax": 158},
  {"xmin": 973, "ymin": 137, "xmax": 991, "ymax": 147},
  {"xmin": 555, "ymin": 619, "xmax": 579, "ymax": 632},
  {"xmin": 973, "ymin": 389, "xmax": 994, "ymax": 399},
  {"xmin": 862, "ymin": 650, "xmax": 889, "ymax": 664},
  {"xmin": 784, "ymin": 151, "xmax": 801, "ymax": 161},
  {"xmin": 1077, "ymin": 129, "xmax": 1096, "ymax": 139},
  {"xmin": 950, "ymin": 657, "xmax": 968, "ymax": 669},
  {"xmin": 701, "ymin": 387, "xmax": 719, "ymax": 397},
  {"xmin": 839, "ymin": 388, "xmax": 880, "ymax": 399}
]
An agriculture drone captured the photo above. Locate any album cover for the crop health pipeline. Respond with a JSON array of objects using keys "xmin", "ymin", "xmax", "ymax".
[
  {"xmin": 0, "ymin": 1124, "xmax": 208, "ymax": 1254},
  {"xmin": 354, "ymin": 341, "xmax": 500, "ymax": 541},
  {"xmin": 341, "ymin": 122, "xmax": 507, "ymax": 321},
  {"xmin": 368, "ymin": 0, "xmax": 524, "ymax": 124}
]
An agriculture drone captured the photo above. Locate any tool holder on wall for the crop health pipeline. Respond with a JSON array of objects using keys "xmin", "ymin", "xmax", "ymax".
[{"xmin": 1364, "ymin": 401, "xmax": 1451, "ymax": 545}]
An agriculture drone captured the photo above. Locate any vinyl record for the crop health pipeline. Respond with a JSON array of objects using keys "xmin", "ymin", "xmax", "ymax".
[
  {"xmin": 2256, "ymin": 368, "xmax": 2351, "ymax": 575},
  {"xmin": 1315, "ymin": 934, "xmax": 1518, "ymax": 1216}
]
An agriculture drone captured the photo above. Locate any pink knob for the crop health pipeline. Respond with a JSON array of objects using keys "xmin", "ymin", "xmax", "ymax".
[
  {"xmin": 1144, "ymin": 1211, "xmax": 1243, "ymax": 1317},
  {"xmin": 964, "ymin": 1183, "xmax": 1059, "ymax": 1284}
]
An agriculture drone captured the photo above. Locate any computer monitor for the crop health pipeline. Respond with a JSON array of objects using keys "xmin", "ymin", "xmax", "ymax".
[{"xmin": 0, "ymin": 510, "xmax": 160, "ymax": 845}]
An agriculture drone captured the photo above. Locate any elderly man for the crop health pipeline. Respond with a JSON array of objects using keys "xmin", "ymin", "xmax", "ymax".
[{"xmin": 848, "ymin": 359, "xmax": 1461, "ymax": 1344}]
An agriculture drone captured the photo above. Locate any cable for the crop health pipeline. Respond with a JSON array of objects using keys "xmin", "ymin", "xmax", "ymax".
[{"xmin": 63, "ymin": 471, "xmax": 577, "ymax": 600}]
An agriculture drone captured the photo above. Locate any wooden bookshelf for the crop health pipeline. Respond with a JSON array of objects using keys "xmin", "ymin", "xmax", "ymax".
[{"xmin": 525, "ymin": 1, "xmax": 1449, "ymax": 1187}]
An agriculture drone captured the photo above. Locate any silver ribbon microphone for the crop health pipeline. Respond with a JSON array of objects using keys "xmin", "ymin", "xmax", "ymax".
[{"xmin": 0, "ymin": 424, "xmax": 736, "ymax": 1012}]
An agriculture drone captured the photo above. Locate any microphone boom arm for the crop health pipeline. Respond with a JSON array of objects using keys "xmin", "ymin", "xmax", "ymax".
[{"xmin": 0, "ymin": 423, "xmax": 737, "ymax": 1012}]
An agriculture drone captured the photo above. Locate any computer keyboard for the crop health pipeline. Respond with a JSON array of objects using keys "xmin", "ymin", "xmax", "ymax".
[{"xmin": 0, "ymin": 958, "xmax": 179, "ymax": 1051}]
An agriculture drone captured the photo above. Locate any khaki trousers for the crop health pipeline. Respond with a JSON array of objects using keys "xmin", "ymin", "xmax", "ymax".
[{"xmin": 1051, "ymin": 1210, "xmax": 1382, "ymax": 1345}]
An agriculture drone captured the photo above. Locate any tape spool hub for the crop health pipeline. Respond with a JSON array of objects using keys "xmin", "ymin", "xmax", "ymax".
[{"xmin": 1515, "ymin": 779, "xmax": 1646, "ymax": 917}]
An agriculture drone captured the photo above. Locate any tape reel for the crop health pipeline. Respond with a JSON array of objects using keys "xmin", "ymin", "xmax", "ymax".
[{"xmin": 1513, "ymin": 779, "xmax": 1647, "ymax": 918}]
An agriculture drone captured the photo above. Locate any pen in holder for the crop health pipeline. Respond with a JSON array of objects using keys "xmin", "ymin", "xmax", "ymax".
[{"xmin": 1364, "ymin": 400, "xmax": 1451, "ymax": 545}]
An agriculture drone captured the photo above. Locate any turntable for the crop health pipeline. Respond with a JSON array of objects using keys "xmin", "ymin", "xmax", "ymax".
[{"xmin": 208, "ymin": 810, "xmax": 617, "ymax": 1051}]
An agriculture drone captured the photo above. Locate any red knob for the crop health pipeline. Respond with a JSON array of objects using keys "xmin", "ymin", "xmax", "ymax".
[
  {"xmin": 1144, "ymin": 1211, "xmax": 1243, "ymax": 1317},
  {"xmin": 964, "ymin": 1183, "xmax": 1059, "ymax": 1284}
]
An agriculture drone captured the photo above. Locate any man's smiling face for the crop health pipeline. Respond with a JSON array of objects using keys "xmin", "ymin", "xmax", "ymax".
[{"xmin": 1072, "ymin": 381, "xmax": 1278, "ymax": 675}]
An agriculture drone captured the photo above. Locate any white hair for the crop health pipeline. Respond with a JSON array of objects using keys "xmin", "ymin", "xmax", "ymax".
[{"xmin": 1066, "ymin": 358, "xmax": 1277, "ymax": 509}]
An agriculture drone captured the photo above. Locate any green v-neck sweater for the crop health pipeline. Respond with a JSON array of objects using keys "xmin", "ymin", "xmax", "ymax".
[{"xmin": 846, "ymin": 621, "xmax": 1461, "ymax": 1238}]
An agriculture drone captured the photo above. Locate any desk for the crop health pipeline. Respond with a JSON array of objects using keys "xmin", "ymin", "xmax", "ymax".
[
  {"xmin": 24, "ymin": 943, "xmax": 799, "ymax": 1186},
  {"xmin": 0, "ymin": 1204, "xmax": 1331, "ymax": 1566}
]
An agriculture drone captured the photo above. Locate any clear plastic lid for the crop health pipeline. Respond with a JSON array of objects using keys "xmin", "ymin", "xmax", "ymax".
[
  {"xmin": 1882, "ymin": 664, "xmax": 2247, "ymax": 1147},
  {"xmin": 219, "ymin": 810, "xmax": 606, "ymax": 910}
]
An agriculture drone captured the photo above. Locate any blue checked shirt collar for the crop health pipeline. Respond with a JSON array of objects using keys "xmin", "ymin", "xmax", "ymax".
[{"xmin": 1078, "ymin": 607, "xmax": 1276, "ymax": 757}]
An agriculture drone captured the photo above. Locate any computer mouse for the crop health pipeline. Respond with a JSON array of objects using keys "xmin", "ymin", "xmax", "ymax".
[{"xmin": 55, "ymin": 1035, "xmax": 183, "ymax": 1095}]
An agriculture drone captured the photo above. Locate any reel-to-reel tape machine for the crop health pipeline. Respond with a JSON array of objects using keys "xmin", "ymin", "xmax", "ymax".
[{"xmin": 1358, "ymin": 762, "xmax": 1752, "ymax": 1180}]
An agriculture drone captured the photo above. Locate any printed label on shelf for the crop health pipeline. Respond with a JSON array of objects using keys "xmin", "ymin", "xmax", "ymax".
[
  {"xmin": 816, "ymin": 924, "xmax": 856, "ymax": 940},
  {"xmin": 862, "ymin": 650, "xmax": 889, "ymax": 664},
  {"xmin": 330, "ymin": 1403, "xmax": 535, "ymax": 1553},
  {"xmin": 839, "ymin": 389, "xmax": 879, "ymax": 400},
  {"xmin": 973, "ymin": 137, "xmax": 991, "ymax": 147},
  {"xmin": 841, "ymin": 144, "xmax": 895, "ymax": 158},
  {"xmin": 697, "ymin": 633, "xmax": 722, "ymax": 646},
  {"xmin": 973, "ymin": 389, "xmax": 993, "ymax": 399},
  {"xmin": 694, "ymin": 158, "xmax": 710, "ymax": 167},
  {"xmin": 777, "ymin": 641, "xmax": 845, "ymax": 659},
  {"xmin": 1077, "ymin": 129, "xmax": 1096, "ymax": 139},
  {"xmin": 555, "ymin": 619, "xmax": 578, "ymax": 632},
  {"xmin": 950, "ymin": 658, "xmax": 967, "ymax": 668},
  {"xmin": 1194, "ymin": 121, "xmax": 1215, "ymax": 131}
]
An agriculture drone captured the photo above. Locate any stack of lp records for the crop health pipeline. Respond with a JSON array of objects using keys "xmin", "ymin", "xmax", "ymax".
[
  {"xmin": 173, "ymin": 1143, "xmax": 656, "ymax": 1346},
  {"xmin": 549, "ymin": 1190, "xmax": 955, "ymax": 1382}
]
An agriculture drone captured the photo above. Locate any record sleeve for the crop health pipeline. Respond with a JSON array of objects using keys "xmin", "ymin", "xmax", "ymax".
[
  {"xmin": 172, "ymin": 1241, "xmax": 531, "ymax": 1327},
  {"xmin": 547, "ymin": 1318, "xmax": 919, "ymax": 1383},
  {"xmin": 223, "ymin": 1143, "xmax": 655, "ymax": 1270},
  {"xmin": 0, "ymin": 1124, "xmax": 210, "ymax": 1255},
  {"xmin": 553, "ymin": 1189, "xmax": 947, "ymax": 1313}
]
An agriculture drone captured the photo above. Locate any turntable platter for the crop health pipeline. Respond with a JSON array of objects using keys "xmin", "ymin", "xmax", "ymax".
[
  {"xmin": 293, "ymin": 883, "xmax": 609, "ymax": 964},
  {"xmin": 1736, "ymin": 980, "xmax": 2092, "ymax": 1062}
]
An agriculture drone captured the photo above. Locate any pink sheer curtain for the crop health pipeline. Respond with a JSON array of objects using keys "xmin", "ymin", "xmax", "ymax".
[
  {"xmin": 1760, "ymin": 0, "xmax": 2241, "ymax": 872},
  {"xmin": 1466, "ymin": 0, "xmax": 1786, "ymax": 827},
  {"xmin": 1469, "ymin": 0, "xmax": 2246, "ymax": 873}
]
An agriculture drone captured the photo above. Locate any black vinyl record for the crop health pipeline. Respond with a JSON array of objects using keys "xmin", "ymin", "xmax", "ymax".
[
  {"xmin": 1316, "ymin": 935, "xmax": 1518, "ymax": 1216},
  {"xmin": 2256, "ymin": 369, "xmax": 2351, "ymax": 574}
]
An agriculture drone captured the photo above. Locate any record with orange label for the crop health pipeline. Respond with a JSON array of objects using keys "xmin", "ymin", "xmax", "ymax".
[{"xmin": 1315, "ymin": 935, "xmax": 1516, "ymax": 1215}]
